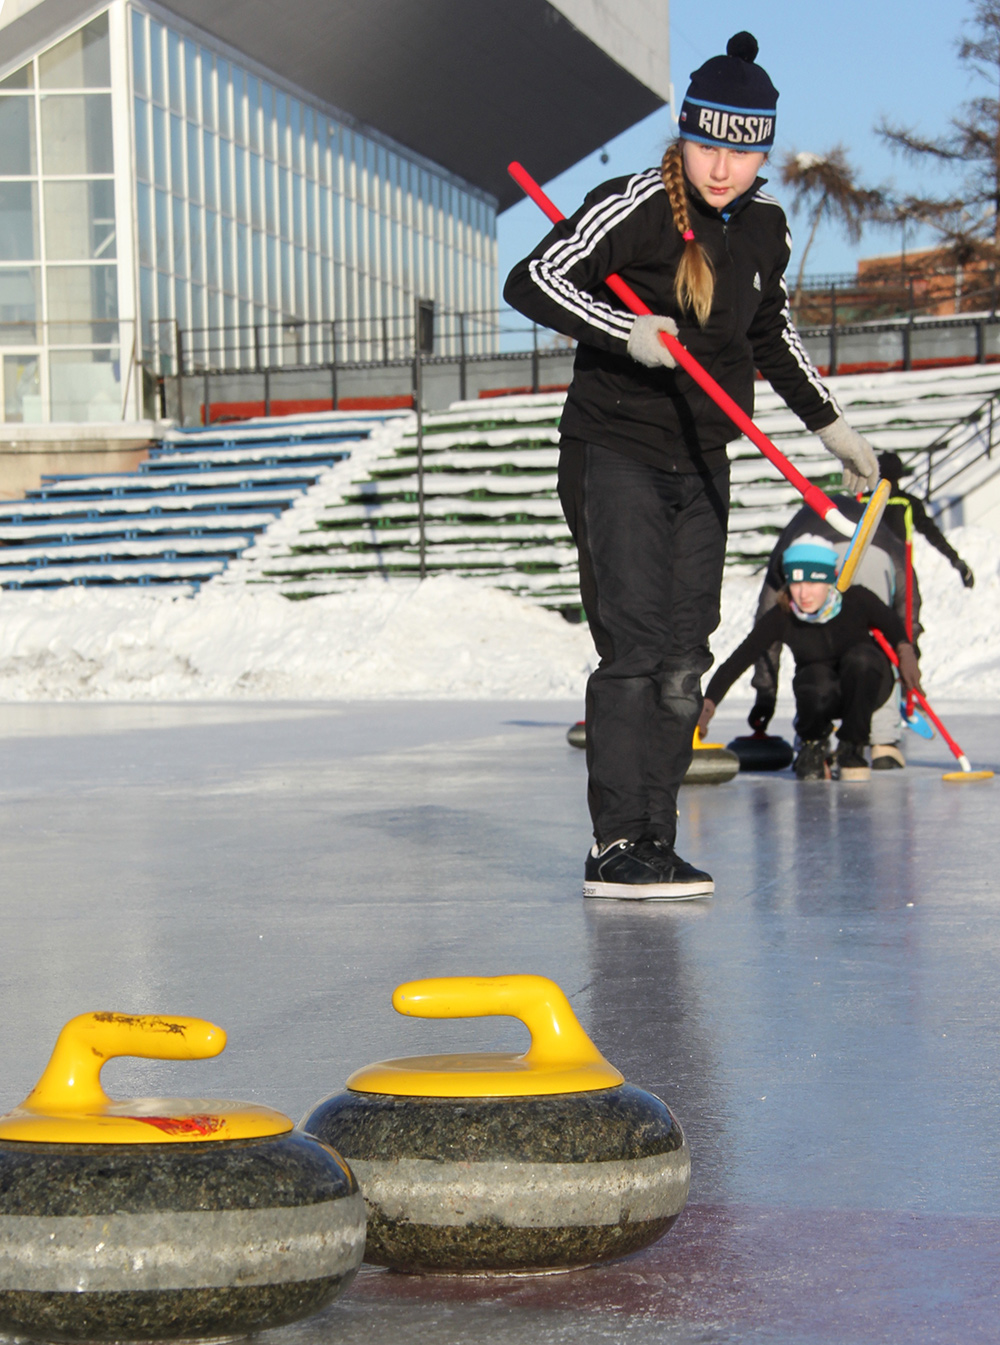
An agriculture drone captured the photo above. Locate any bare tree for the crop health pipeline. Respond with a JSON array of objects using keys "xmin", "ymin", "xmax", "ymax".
[
  {"xmin": 878, "ymin": 0, "xmax": 1000, "ymax": 270},
  {"xmin": 779, "ymin": 147, "xmax": 885, "ymax": 307}
]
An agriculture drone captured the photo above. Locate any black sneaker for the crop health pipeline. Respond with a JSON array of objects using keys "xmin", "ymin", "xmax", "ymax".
[
  {"xmin": 583, "ymin": 838, "xmax": 714, "ymax": 901},
  {"xmin": 835, "ymin": 741, "xmax": 870, "ymax": 782},
  {"xmin": 794, "ymin": 740, "xmax": 831, "ymax": 781}
]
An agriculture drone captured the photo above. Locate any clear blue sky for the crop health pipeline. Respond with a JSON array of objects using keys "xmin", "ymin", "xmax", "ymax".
[{"xmin": 498, "ymin": 0, "xmax": 975, "ymax": 291}]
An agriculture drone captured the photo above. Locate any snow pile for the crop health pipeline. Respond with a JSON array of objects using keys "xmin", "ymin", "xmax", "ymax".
[
  {"xmin": 0, "ymin": 523, "xmax": 991, "ymax": 702},
  {"xmin": 0, "ymin": 576, "xmax": 594, "ymax": 700}
]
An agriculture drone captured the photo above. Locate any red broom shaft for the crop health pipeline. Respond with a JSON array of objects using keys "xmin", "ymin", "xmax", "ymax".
[
  {"xmin": 507, "ymin": 160, "xmax": 838, "ymax": 522},
  {"xmin": 869, "ymin": 627, "xmax": 965, "ymax": 762}
]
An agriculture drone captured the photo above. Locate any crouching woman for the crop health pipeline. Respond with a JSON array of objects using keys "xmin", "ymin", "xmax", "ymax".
[{"xmin": 697, "ymin": 537, "xmax": 921, "ymax": 780}]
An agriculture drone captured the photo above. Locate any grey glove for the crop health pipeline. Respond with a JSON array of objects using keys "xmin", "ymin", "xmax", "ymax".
[
  {"xmin": 627, "ymin": 314, "xmax": 679, "ymax": 369},
  {"xmin": 816, "ymin": 416, "xmax": 879, "ymax": 493}
]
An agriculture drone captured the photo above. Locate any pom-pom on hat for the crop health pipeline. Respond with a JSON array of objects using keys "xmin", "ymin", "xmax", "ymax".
[
  {"xmin": 679, "ymin": 32, "xmax": 779, "ymax": 152},
  {"xmin": 782, "ymin": 536, "xmax": 838, "ymax": 585}
]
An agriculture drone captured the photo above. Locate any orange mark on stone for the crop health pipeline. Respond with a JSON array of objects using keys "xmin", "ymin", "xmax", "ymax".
[{"xmin": 124, "ymin": 1115, "xmax": 224, "ymax": 1136}]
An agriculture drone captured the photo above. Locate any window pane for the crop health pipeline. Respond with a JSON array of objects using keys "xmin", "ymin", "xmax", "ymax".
[
  {"xmin": 231, "ymin": 67, "xmax": 245, "ymax": 145},
  {"xmin": 189, "ymin": 203, "xmax": 203, "ymax": 283},
  {"xmin": 247, "ymin": 78, "xmax": 261, "ymax": 152},
  {"xmin": 216, "ymin": 62, "xmax": 230, "ymax": 138},
  {"xmin": 203, "ymin": 131, "xmax": 217, "ymax": 209},
  {"xmin": 4, "ymin": 353, "xmax": 42, "ymax": 423},
  {"xmin": 136, "ymin": 182, "xmax": 153, "ymax": 267},
  {"xmin": 0, "ymin": 63, "xmax": 33, "ymax": 90},
  {"xmin": 40, "ymin": 94, "xmax": 113, "ymax": 174},
  {"xmin": 170, "ymin": 113, "xmax": 183, "ymax": 193},
  {"xmin": 184, "ymin": 41, "xmax": 198, "ymax": 120},
  {"xmin": 201, "ymin": 55, "xmax": 215, "ymax": 132},
  {"xmin": 167, "ymin": 30, "xmax": 182, "ymax": 114},
  {"xmin": 131, "ymin": 11, "xmax": 147, "ymax": 98},
  {"xmin": 149, "ymin": 20, "xmax": 165, "ymax": 105},
  {"xmin": 46, "ymin": 264, "xmax": 118, "ymax": 343},
  {"xmin": 155, "ymin": 189, "xmax": 169, "ymax": 272},
  {"xmin": 205, "ymin": 210, "xmax": 218, "ymax": 294},
  {"xmin": 44, "ymin": 181, "xmax": 116, "ymax": 260},
  {"xmin": 0, "ymin": 182, "xmax": 39, "ymax": 260},
  {"xmin": 218, "ymin": 140, "xmax": 232, "ymax": 216},
  {"xmin": 250, "ymin": 152, "xmax": 263, "ymax": 230},
  {"xmin": 234, "ymin": 145, "xmax": 247, "ymax": 222},
  {"xmin": 186, "ymin": 121, "xmax": 201, "ymax": 202},
  {"xmin": 49, "ymin": 349, "xmax": 121, "ymax": 421},
  {"xmin": 139, "ymin": 265, "xmax": 154, "ymax": 345},
  {"xmin": 134, "ymin": 97, "xmax": 150, "ymax": 181},
  {"xmin": 266, "ymin": 160, "xmax": 277, "ymax": 234},
  {"xmin": 275, "ymin": 90, "xmax": 287, "ymax": 165},
  {"xmin": 152, "ymin": 104, "xmax": 167, "ymax": 188},
  {"xmin": 39, "ymin": 13, "xmax": 110, "ymax": 88},
  {"xmin": 0, "ymin": 97, "xmax": 36, "ymax": 175},
  {"xmin": 0, "ymin": 267, "xmax": 40, "ymax": 342},
  {"xmin": 236, "ymin": 223, "xmax": 248, "ymax": 295},
  {"xmin": 172, "ymin": 195, "xmax": 186, "ymax": 275}
]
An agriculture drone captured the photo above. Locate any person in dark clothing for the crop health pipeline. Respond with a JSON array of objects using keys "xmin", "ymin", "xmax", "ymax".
[
  {"xmin": 698, "ymin": 538, "xmax": 921, "ymax": 781},
  {"xmin": 504, "ymin": 33, "xmax": 879, "ymax": 898},
  {"xmin": 870, "ymin": 450, "xmax": 975, "ymax": 597},
  {"xmin": 747, "ymin": 494, "xmax": 914, "ymax": 769}
]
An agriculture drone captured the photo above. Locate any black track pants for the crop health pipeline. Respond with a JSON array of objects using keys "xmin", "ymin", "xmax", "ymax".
[
  {"xmin": 558, "ymin": 441, "xmax": 730, "ymax": 846},
  {"xmin": 792, "ymin": 643, "xmax": 894, "ymax": 745}
]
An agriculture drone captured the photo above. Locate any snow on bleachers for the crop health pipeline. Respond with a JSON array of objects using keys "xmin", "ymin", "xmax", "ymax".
[
  {"xmin": 0, "ymin": 413, "xmax": 398, "ymax": 591},
  {"xmin": 233, "ymin": 367, "xmax": 1000, "ymax": 612}
]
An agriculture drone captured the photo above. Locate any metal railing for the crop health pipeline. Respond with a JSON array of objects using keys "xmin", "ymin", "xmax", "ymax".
[
  {"xmin": 796, "ymin": 310, "xmax": 1000, "ymax": 377},
  {"xmin": 900, "ymin": 391, "xmax": 1000, "ymax": 505},
  {"xmin": 146, "ymin": 306, "xmax": 574, "ymax": 424}
]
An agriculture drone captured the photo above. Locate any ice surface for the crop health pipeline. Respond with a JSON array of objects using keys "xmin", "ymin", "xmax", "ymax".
[{"xmin": 0, "ymin": 700, "xmax": 996, "ymax": 1343}]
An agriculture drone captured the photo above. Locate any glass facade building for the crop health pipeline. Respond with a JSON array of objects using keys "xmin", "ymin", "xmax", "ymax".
[{"xmin": 0, "ymin": 1, "xmax": 498, "ymax": 422}]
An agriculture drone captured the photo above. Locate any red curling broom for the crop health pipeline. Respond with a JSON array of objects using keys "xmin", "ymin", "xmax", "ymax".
[
  {"xmin": 870, "ymin": 628, "xmax": 993, "ymax": 782},
  {"xmin": 507, "ymin": 160, "xmax": 890, "ymax": 589}
]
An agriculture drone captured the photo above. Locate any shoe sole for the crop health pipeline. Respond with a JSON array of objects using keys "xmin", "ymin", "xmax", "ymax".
[
  {"xmin": 871, "ymin": 759, "xmax": 904, "ymax": 771},
  {"xmin": 838, "ymin": 766, "xmax": 871, "ymax": 782},
  {"xmin": 583, "ymin": 879, "xmax": 714, "ymax": 901}
]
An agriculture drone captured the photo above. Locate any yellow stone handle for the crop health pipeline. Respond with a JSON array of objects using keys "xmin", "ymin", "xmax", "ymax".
[
  {"xmin": 392, "ymin": 975, "xmax": 609, "ymax": 1072},
  {"xmin": 24, "ymin": 1012, "xmax": 226, "ymax": 1114}
]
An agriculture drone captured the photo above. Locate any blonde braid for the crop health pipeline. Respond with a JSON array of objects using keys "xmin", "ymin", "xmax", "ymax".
[{"xmin": 660, "ymin": 141, "xmax": 715, "ymax": 326}]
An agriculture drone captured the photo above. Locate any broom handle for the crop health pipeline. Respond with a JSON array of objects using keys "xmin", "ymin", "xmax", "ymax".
[
  {"xmin": 869, "ymin": 627, "xmax": 967, "ymax": 767},
  {"xmin": 508, "ymin": 160, "xmax": 854, "ymax": 538}
]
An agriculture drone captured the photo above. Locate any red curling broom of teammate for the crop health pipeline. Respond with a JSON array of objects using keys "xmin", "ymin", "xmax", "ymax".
[
  {"xmin": 870, "ymin": 628, "xmax": 993, "ymax": 782},
  {"xmin": 507, "ymin": 160, "xmax": 890, "ymax": 589}
]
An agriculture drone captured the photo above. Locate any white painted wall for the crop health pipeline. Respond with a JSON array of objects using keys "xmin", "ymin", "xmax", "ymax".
[
  {"xmin": 0, "ymin": 0, "xmax": 47, "ymax": 32},
  {"xmin": 549, "ymin": 0, "xmax": 670, "ymax": 103}
]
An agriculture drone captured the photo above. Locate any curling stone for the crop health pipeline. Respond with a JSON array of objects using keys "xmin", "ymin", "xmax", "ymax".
[
  {"xmin": 302, "ymin": 975, "xmax": 689, "ymax": 1274},
  {"xmin": 0, "ymin": 1012, "xmax": 365, "ymax": 1342},
  {"xmin": 567, "ymin": 720, "xmax": 586, "ymax": 748},
  {"xmin": 726, "ymin": 731, "xmax": 795, "ymax": 772},
  {"xmin": 683, "ymin": 729, "xmax": 739, "ymax": 785}
]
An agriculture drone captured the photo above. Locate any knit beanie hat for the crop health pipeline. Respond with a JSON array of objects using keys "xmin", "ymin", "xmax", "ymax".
[
  {"xmin": 877, "ymin": 451, "xmax": 905, "ymax": 485},
  {"xmin": 782, "ymin": 536, "xmax": 839, "ymax": 584},
  {"xmin": 678, "ymin": 33, "xmax": 779, "ymax": 152}
]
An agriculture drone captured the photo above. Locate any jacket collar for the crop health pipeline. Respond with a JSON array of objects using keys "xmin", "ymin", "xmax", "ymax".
[{"xmin": 687, "ymin": 175, "xmax": 768, "ymax": 223}]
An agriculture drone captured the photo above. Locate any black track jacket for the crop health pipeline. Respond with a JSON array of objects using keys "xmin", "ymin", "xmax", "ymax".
[
  {"xmin": 504, "ymin": 168, "xmax": 839, "ymax": 473},
  {"xmin": 705, "ymin": 587, "xmax": 909, "ymax": 707}
]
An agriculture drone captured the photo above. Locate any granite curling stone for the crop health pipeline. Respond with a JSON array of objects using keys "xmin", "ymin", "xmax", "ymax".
[
  {"xmin": 0, "ymin": 1012, "xmax": 365, "ymax": 1343},
  {"xmin": 567, "ymin": 720, "xmax": 587, "ymax": 749},
  {"xmin": 302, "ymin": 975, "xmax": 689, "ymax": 1274},
  {"xmin": 726, "ymin": 731, "xmax": 795, "ymax": 772},
  {"xmin": 683, "ymin": 729, "xmax": 739, "ymax": 785}
]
